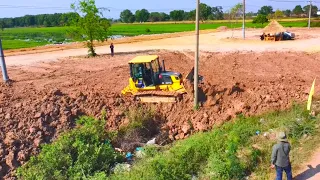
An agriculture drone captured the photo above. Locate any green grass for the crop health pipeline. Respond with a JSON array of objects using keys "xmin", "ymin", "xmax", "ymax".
[
  {"xmin": 109, "ymin": 104, "xmax": 320, "ymax": 180},
  {"xmin": 0, "ymin": 20, "xmax": 311, "ymax": 50},
  {"xmin": 2, "ymin": 40, "xmax": 48, "ymax": 50},
  {"xmin": 109, "ymin": 21, "xmax": 308, "ymax": 36},
  {"xmin": 17, "ymin": 103, "xmax": 320, "ymax": 180}
]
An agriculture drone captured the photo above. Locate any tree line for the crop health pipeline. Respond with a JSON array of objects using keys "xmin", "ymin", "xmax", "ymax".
[
  {"xmin": 0, "ymin": 13, "xmax": 80, "ymax": 28},
  {"xmin": 0, "ymin": 3, "xmax": 319, "ymax": 29},
  {"xmin": 120, "ymin": 3, "xmax": 224, "ymax": 23},
  {"xmin": 256, "ymin": 5, "xmax": 318, "ymax": 18},
  {"xmin": 120, "ymin": 3, "xmax": 319, "ymax": 23},
  {"xmin": 252, "ymin": 5, "xmax": 319, "ymax": 25}
]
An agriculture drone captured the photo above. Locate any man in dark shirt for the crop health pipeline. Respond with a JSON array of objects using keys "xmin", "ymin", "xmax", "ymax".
[
  {"xmin": 271, "ymin": 132, "xmax": 292, "ymax": 180},
  {"xmin": 110, "ymin": 43, "xmax": 114, "ymax": 57}
]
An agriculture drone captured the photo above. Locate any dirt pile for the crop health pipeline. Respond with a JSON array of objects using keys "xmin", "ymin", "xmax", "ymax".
[
  {"xmin": 0, "ymin": 85, "xmax": 131, "ymax": 178},
  {"xmin": 217, "ymin": 26, "xmax": 228, "ymax": 31},
  {"xmin": 1, "ymin": 50, "xmax": 320, "ymax": 178}
]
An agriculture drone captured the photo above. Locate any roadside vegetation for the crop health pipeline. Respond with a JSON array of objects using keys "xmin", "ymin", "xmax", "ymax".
[
  {"xmin": 17, "ymin": 103, "xmax": 320, "ymax": 180},
  {"xmin": 16, "ymin": 116, "xmax": 124, "ymax": 179}
]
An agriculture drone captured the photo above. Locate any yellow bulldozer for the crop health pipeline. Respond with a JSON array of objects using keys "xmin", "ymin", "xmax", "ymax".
[{"xmin": 121, "ymin": 55, "xmax": 199, "ymax": 103}]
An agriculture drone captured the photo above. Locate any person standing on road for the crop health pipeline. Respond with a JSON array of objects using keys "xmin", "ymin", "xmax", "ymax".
[
  {"xmin": 110, "ymin": 43, "xmax": 114, "ymax": 57},
  {"xmin": 271, "ymin": 132, "xmax": 292, "ymax": 180}
]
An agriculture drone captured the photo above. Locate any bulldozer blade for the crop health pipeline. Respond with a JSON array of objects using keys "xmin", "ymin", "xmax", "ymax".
[{"xmin": 138, "ymin": 96, "xmax": 177, "ymax": 103}]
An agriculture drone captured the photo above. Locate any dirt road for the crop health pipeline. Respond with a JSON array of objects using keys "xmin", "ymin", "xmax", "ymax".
[
  {"xmin": 295, "ymin": 149, "xmax": 320, "ymax": 180},
  {"xmin": 5, "ymin": 28, "xmax": 320, "ymax": 66}
]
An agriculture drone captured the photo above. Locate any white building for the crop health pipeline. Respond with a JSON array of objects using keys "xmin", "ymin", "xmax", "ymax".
[{"xmin": 317, "ymin": 11, "xmax": 320, "ymax": 15}]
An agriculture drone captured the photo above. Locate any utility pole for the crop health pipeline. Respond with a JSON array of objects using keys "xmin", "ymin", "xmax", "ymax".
[
  {"xmin": 308, "ymin": 0, "xmax": 312, "ymax": 29},
  {"xmin": 242, "ymin": 0, "xmax": 246, "ymax": 39},
  {"xmin": 194, "ymin": 0, "xmax": 200, "ymax": 108},
  {"xmin": 0, "ymin": 39, "xmax": 9, "ymax": 83}
]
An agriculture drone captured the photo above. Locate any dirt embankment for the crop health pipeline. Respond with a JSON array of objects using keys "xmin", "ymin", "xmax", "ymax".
[{"xmin": 1, "ymin": 50, "xmax": 320, "ymax": 178}]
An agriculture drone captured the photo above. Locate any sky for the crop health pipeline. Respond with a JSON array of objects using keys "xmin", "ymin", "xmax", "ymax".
[{"xmin": 0, "ymin": 0, "xmax": 318, "ymax": 19}]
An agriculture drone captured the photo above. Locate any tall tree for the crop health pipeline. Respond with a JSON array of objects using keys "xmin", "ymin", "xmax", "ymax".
[
  {"xmin": 274, "ymin": 9, "xmax": 284, "ymax": 19},
  {"xmin": 228, "ymin": 3, "xmax": 243, "ymax": 36},
  {"xmin": 230, "ymin": 3, "xmax": 243, "ymax": 20},
  {"xmin": 135, "ymin": 9, "xmax": 150, "ymax": 22},
  {"xmin": 199, "ymin": 3, "xmax": 212, "ymax": 21},
  {"xmin": 149, "ymin": 12, "xmax": 161, "ymax": 22},
  {"xmin": 303, "ymin": 5, "xmax": 319, "ymax": 17},
  {"xmin": 293, "ymin": 5, "xmax": 304, "ymax": 16},
  {"xmin": 170, "ymin": 10, "xmax": 185, "ymax": 22},
  {"xmin": 159, "ymin": 13, "xmax": 170, "ymax": 21},
  {"xmin": 70, "ymin": 0, "xmax": 110, "ymax": 56},
  {"xmin": 284, "ymin": 9, "xmax": 292, "ymax": 17},
  {"xmin": 120, "ymin": 9, "xmax": 135, "ymax": 23},
  {"xmin": 211, "ymin": 6, "xmax": 224, "ymax": 20},
  {"xmin": 258, "ymin": 6, "xmax": 273, "ymax": 15},
  {"xmin": 188, "ymin": 10, "xmax": 196, "ymax": 21}
]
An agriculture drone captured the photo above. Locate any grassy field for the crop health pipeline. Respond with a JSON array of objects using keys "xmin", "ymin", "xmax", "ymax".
[{"xmin": 0, "ymin": 20, "xmax": 311, "ymax": 50}]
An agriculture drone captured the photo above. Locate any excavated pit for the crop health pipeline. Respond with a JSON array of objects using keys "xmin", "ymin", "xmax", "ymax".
[{"xmin": 1, "ymin": 50, "xmax": 320, "ymax": 178}]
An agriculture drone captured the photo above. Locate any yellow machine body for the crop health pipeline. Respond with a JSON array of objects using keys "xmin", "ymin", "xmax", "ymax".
[{"xmin": 121, "ymin": 55, "xmax": 187, "ymax": 102}]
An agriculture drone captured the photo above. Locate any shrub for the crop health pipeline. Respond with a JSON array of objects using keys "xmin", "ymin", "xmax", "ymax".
[
  {"xmin": 17, "ymin": 116, "xmax": 123, "ymax": 180},
  {"xmin": 252, "ymin": 14, "xmax": 269, "ymax": 24},
  {"xmin": 110, "ymin": 104, "xmax": 319, "ymax": 180},
  {"xmin": 311, "ymin": 22, "xmax": 320, "ymax": 27},
  {"xmin": 145, "ymin": 28, "xmax": 151, "ymax": 32}
]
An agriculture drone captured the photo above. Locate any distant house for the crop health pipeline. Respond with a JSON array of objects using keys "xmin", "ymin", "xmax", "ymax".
[{"xmin": 317, "ymin": 11, "xmax": 320, "ymax": 15}]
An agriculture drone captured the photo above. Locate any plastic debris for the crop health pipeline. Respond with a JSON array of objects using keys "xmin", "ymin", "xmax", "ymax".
[
  {"xmin": 135, "ymin": 147, "xmax": 145, "ymax": 158},
  {"xmin": 256, "ymin": 130, "xmax": 260, "ymax": 135},
  {"xmin": 126, "ymin": 152, "xmax": 133, "ymax": 161},
  {"xmin": 146, "ymin": 138, "xmax": 156, "ymax": 145},
  {"xmin": 113, "ymin": 163, "xmax": 131, "ymax": 174},
  {"xmin": 115, "ymin": 148, "xmax": 123, "ymax": 153}
]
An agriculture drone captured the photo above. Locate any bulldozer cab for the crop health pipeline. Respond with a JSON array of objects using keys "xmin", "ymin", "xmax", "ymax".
[
  {"xmin": 129, "ymin": 55, "xmax": 161, "ymax": 87},
  {"xmin": 121, "ymin": 55, "xmax": 188, "ymax": 102}
]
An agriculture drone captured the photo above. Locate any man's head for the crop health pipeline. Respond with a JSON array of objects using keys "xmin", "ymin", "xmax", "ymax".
[{"xmin": 277, "ymin": 132, "xmax": 288, "ymax": 142}]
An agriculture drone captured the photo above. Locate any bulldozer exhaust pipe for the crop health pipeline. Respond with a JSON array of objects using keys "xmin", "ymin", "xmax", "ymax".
[{"xmin": 162, "ymin": 60, "xmax": 166, "ymax": 72}]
